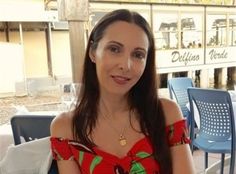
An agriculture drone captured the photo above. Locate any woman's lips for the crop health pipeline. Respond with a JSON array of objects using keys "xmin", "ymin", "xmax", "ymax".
[{"xmin": 112, "ymin": 75, "xmax": 130, "ymax": 85}]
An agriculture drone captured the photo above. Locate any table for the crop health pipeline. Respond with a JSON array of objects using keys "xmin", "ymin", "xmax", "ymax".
[
  {"xmin": 0, "ymin": 137, "xmax": 52, "ymax": 174},
  {"xmin": 0, "ymin": 111, "xmax": 59, "ymax": 161},
  {"xmin": 0, "ymin": 124, "xmax": 13, "ymax": 161}
]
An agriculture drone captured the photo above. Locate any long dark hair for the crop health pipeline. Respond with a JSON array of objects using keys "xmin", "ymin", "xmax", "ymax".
[{"xmin": 72, "ymin": 9, "xmax": 172, "ymax": 174}]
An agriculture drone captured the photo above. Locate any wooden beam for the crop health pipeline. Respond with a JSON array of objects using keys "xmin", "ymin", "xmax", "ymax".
[
  {"xmin": 69, "ymin": 22, "xmax": 87, "ymax": 83},
  {"xmin": 57, "ymin": 0, "xmax": 89, "ymax": 83},
  {"xmin": 45, "ymin": 22, "xmax": 53, "ymax": 77}
]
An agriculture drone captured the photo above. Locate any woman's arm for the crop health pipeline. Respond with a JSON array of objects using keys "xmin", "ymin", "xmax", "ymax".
[
  {"xmin": 171, "ymin": 144, "xmax": 196, "ymax": 174},
  {"xmin": 160, "ymin": 98, "xmax": 196, "ymax": 174},
  {"xmin": 50, "ymin": 112, "xmax": 81, "ymax": 174}
]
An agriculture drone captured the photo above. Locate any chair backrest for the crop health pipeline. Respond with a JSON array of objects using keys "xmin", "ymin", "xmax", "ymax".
[
  {"xmin": 187, "ymin": 88, "xmax": 235, "ymax": 142},
  {"xmin": 168, "ymin": 77, "xmax": 194, "ymax": 118},
  {"xmin": 11, "ymin": 115, "xmax": 55, "ymax": 145}
]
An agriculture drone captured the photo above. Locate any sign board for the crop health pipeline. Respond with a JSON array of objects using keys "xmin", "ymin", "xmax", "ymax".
[
  {"xmin": 206, "ymin": 47, "xmax": 236, "ymax": 64},
  {"xmin": 156, "ymin": 48, "xmax": 205, "ymax": 68}
]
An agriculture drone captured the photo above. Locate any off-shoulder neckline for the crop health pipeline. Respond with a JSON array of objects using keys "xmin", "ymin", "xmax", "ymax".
[{"xmin": 50, "ymin": 119, "xmax": 186, "ymax": 160}]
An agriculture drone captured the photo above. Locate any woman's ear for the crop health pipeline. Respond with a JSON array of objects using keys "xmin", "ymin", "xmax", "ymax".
[{"xmin": 89, "ymin": 47, "xmax": 96, "ymax": 63}]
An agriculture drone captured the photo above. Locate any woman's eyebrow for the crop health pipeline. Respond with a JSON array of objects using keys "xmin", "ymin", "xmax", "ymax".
[
  {"xmin": 134, "ymin": 47, "xmax": 147, "ymax": 53},
  {"xmin": 107, "ymin": 41, "xmax": 123, "ymax": 47},
  {"xmin": 108, "ymin": 41, "xmax": 147, "ymax": 52}
]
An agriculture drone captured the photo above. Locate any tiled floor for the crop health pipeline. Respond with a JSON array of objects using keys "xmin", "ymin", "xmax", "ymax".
[{"xmin": 193, "ymin": 150, "xmax": 231, "ymax": 174}]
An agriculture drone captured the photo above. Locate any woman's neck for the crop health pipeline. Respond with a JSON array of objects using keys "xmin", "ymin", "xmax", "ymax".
[
  {"xmin": 99, "ymin": 93, "xmax": 130, "ymax": 118},
  {"xmin": 99, "ymin": 96, "xmax": 130, "ymax": 120}
]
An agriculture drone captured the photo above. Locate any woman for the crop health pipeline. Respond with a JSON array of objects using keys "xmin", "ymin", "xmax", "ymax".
[{"xmin": 50, "ymin": 9, "xmax": 195, "ymax": 174}]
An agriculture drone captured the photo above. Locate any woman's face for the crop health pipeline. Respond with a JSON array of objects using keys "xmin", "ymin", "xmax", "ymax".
[{"xmin": 90, "ymin": 21, "xmax": 149, "ymax": 96}]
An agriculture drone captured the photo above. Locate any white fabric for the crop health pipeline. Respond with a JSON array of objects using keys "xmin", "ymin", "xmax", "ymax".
[
  {"xmin": 0, "ymin": 137, "xmax": 52, "ymax": 174},
  {"xmin": 12, "ymin": 105, "xmax": 29, "ymax": 115},
  {"xmin": 0, "ymin": 125, "xmax": 14, "ymax": 161},
  {"xmin": 228, "ymin": 90, "xmax": 236, "ymax": 102},
  {"xmin": 0, "ymin": 111, "xmax": 59, "ymax": 161},
  {"xmin": 186, "ymin": 102, "xmax": 200, "ymax": 128}
]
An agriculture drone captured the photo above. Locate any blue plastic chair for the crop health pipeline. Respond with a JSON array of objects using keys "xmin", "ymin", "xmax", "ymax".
[
  {"xmin": 168, "ymin": 77, "xmax": 194, "ymax": 125},
  {"xmin": 188, "ymin": 88, "xmax": 235, "ymax": 174},
  {"xmin": 10, "ymin": 115, "xmax": 58, "ymax": 174}
]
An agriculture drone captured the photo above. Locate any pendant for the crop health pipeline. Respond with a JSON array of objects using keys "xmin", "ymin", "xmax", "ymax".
[{"xmin": 119, "ymin": 134, "xmax": 127, "ymax": 146}]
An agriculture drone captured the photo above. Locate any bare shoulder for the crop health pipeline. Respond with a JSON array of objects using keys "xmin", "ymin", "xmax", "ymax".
[
  {"xmin": 159, "ymin": 98, "xmax": 184, "ymax": 126},
  {"xmin": 50, "ymin": 111, "xmax": 74, "ymax": 139}
]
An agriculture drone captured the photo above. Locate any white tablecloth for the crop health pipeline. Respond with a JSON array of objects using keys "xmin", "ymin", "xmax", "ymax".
[
  {"xmin": 0, "ymin": 111, "xmax": 59, "ymax": 161},
  {"xmin": 0, "ymin": 124, "xmax": 13, "ymax": 161},
  {"xmin": 0, "ymin": 137, "xmax": 52, "ymax": 174}
]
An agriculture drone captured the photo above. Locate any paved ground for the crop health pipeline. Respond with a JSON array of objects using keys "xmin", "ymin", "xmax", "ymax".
[
  {"xmin": 0, "ymin": 88, "xmax": 170, "ymax": 125},
  {"xmin": 0, "ymin": 95, "xmax": 60, "ymax": 125}
]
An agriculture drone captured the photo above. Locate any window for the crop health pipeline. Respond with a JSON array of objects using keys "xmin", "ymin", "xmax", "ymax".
[
  {"xmin": 153, "ymin": 12, "xmax": 178, "ymax": 50},
  {"xmin": 229, "ymin": 15, "xmax": 236, "ymax": 46},
  {"xmin": 180, "ymin": 13, "xmax": 203, "ymax": 48},
  {"xmin": 206, "ymin": 14, "xmax": 227, "ymax": 47}
]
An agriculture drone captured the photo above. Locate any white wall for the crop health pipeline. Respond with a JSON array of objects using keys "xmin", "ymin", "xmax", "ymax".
[{"xmin": 0, "ymin": 42, "xmax": 25, "ymax": 94}]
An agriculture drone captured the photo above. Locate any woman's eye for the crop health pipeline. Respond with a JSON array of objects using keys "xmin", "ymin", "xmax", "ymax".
[
  {"xmin": 108, "ymin": 46, "xmax": 120, "ymax": 53},
  {"xmin": 133, "ymin": 51, "xmax": 146, "ymax": 59}
]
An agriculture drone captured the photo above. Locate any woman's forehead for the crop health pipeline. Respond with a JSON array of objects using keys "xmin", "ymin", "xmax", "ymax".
[{"xmin": 100, "ymin": 21, "xmax": 149, "ymax": 49}]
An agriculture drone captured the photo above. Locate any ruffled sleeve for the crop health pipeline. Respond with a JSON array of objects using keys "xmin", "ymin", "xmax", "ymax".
[
  {"xmin": 50, "ymin": 137, "xmax": 75, "ymax": 160},
  {"xmin": 166, "ymin": 119, "xmax": 190, "ymax": 147},
  {"xmin": 50, "ymin": 137, "xmax": 96, "ymax": 161}
]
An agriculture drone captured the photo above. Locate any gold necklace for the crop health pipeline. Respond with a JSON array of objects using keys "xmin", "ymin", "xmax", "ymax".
[
  {"xmin": 106, "ymin": 119, "xmax": 128, "ymax": 146},
  {"xmin": 100, "ymin": 100, "xmax": 130, "ymax": 146}
]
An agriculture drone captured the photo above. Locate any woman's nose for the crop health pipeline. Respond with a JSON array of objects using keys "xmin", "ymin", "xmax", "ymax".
[{"xmin": 118, "ymin": 56, "xmax": 131, "ymax": 71}]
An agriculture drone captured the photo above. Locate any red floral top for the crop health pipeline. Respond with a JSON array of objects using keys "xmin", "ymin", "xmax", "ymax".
[{"xmin": 50, "ymin": 119, "xmax": 190, "ymax": 174}]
